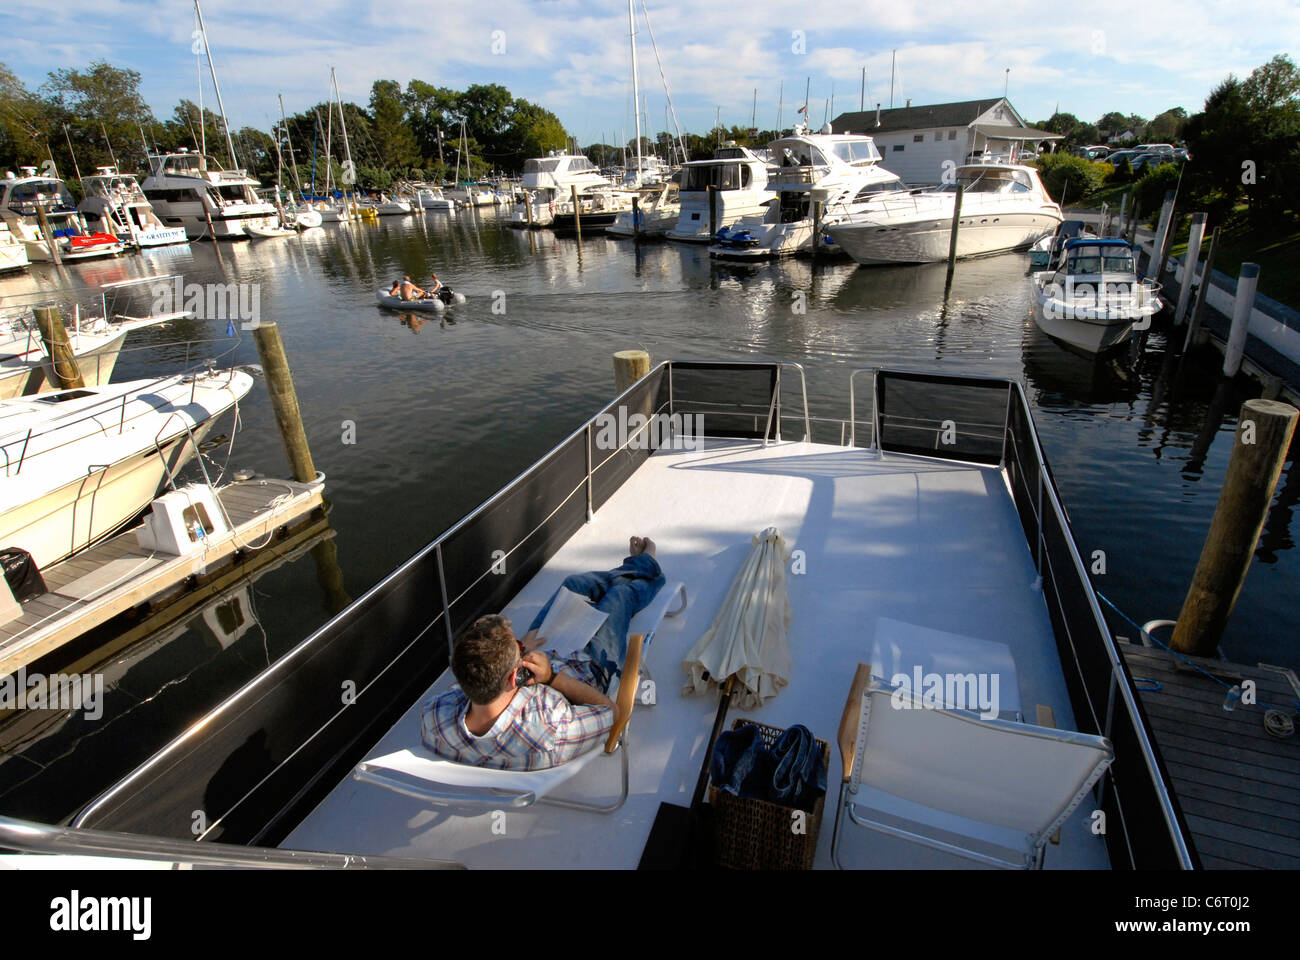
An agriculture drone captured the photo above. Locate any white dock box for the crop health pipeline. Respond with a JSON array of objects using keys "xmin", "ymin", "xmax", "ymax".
[{"xmin": 135, "ymin": 484, "xmax": 229, "ymax": 556}]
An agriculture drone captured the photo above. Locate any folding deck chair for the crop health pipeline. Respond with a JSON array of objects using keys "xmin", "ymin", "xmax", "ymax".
[
  {"xmin": 831, "ymin": 664, "xmax": 1113, "ymax": 869},
  {"xmin": 353, "ymin": 582, "xmax": 687, "ymax": 813}
]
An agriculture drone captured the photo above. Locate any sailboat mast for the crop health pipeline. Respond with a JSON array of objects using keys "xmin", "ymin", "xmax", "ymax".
[
  {"xmin": 331, "ymin": 67, "xmax": 355, "ymax": 196},
  {"xmin": 322, "ymin": 105, "xmax": 333, "ymax": 194},
  {"xmin": 279, "ymin": 94, "xmax": 303, "ymax": 195},
  {"xmin": 193, "ymin": 0, "xmax": 239, "ymax": 169},
  {"xmin": 621, "ymin": 0, "xmax": 637, "ymax": 186}
]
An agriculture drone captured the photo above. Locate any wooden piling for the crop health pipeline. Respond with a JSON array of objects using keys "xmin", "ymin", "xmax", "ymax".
[
  {"xmin": 1116, "ymin": 193, "xmax": 1127, "ymax": 238},
  {"xmin": 1223, "ymin": 263, "xmax": 1260, "ymax": 377},
  {"xmin": 1184, "ymin": 226, "xmax": 1219, "ymax": 352},
  {"xmin": 945, "ymin": 184, "xmax": 965, "ymax": 282},
  {"xmin": 35, "ymin": 202, "xmax": 63, "ymax": 266},
  {"xmin": 708, "ymin": 184, "xmax": 718, "ymax": 238},
  {"xmin": 613, "ymin": 349, "xmax": 651, "ymax": 395},
  {"xmin": 252, "ymin": 322, "xmax": 317, "ymax": 484},
  {"xmin": 1149, "ymin": 190, "xmax": 1175, "ymax": 277},
  {"xmin": 632, "ymin": 196, "xmax": 640, "ymax": 241},
  {"xmin": 33, "ymin": 305, "xmax": 84, "ymax": 389},
  {"xmin": 1174, "ymin": 213, "xmax": 1206, "ymax": 326},
  {"xmin": 811, "ymin": 200, "xmax": 823, "ymax": 259},
  {"xmin": 1171, "ymin": 398, "xmax": 1298, "ymax": 656},
  {"xmin": 525, "ymin": 192, "xmax": 535, "ymax": 229},
  {"xmin": 1127, "ymin": 194, "xmax": 1141, "ymax": 246},
  {"xmin": 571, "ymin": 185, "xmax": 582, "ymax": 240}
]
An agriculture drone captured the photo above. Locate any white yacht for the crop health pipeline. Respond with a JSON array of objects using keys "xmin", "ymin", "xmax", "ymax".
[
  {"xmin": 1, "ymin": 170, "xmax": 126, "ymax": 262},
  {"xmin": 668, "ymin": 144, "xmax": 774, "ymax": 242},
  {"xmin": 606, "ymin": 181, "xmax": 680, "ymax": 238},
  {"xmin": 707, "ymin": 127, "xmax": 905, "ymax": 260},
  {"xmin": 0, "ymin": 306, "xmax": 174, "ymax": 400},
  {"xmin": 829, "ymin": 163, "xmax": 1062, "ymax": 265},
  {"xmin": 0, "ymin": 216, "xmax": 28, "ymax": 273},
  {"xmin": 35, "ymin": 362, "xmax": 1193, "ymax": 871},
  {"xmin": 512, "ymin": 154, "xmax": 623, "ymax": 227},
  {"xmin": 1031, "ymin": 238, "xmax": 1163, "ymax": 354},
  {"xmin": 77, "ymin": 166, "xmax": 189, "ymax": 249},
  {"xmin": 414, "ymin": 187, "xmax": 456, "ymax": 213},
  {"xmin": 140, "ymin": 150, "xmax": 277, "ymax": 240},
  {"xmin": 0, "ymin": 366, "xmax": 253, "ymax": 570}
]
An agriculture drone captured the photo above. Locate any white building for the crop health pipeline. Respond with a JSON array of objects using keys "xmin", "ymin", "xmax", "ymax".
[{"xmin": 830, "ymin": 97, "xmax": 1062, "ymax": 186}]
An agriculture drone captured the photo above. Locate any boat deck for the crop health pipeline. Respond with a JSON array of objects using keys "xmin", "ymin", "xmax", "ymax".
[
  {"xmin": 287, "ymin": 438, "xmax": 1111, "ymax": 868},
  {"xmin": 0, "ymin": 476, "xmax": 324, "ymax": 674},
  {"xmin": 1119, "ymin": 643, "xmax": 1300, "ymax": 869}
]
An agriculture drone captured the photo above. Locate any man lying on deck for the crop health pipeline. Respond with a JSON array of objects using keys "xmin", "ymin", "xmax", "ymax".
[{"xmin": 421, "ymin": 536, "xmax": 665, "ymax": 770}]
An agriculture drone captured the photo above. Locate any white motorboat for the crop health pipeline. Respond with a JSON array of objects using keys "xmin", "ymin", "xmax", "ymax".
[
  {"xmin": 828, "ymin": 162, "xmax": 1062, "ymax": 265},
  {"xmin": 511, "ymin": 154, "xmax": 621, "ymax": 227},
  {"xmin": 365, "ymin": 195, "xmax": 412, "ymax": 216},
  {"xmin": 0, "ymin": 302, "xmax": 177, "ymax": 400},
  {"xmin": 606, "ymin": 182, "xmax": 680, "ymax": 238},
  {"xmin": 707, "ymin": 126, "xmax": 906, "ymax": 260},
  {"xmin": 1029, "ymin": 220, "xmax": 1095, "ymax": 269},
  {"xmin": 246, "ymin": 224, "xmax": 298, "ymax": 239},
  {"xmin": 414, "ymin": 188, "xmax": 456, "ymax": 213},
  {"xmin": 0, "ymin": 366, "xmax": 253, "ymax": 570},
  {"xmin": 1, "ymin": 170, "xmax": 126, "ymax": 262},
  {"xmin": 1031, "ymin": 238, "xmax": 1162, "ymax": 354},
  {"xmin": 667, "ymin": 144, "xmax": 774, "ymax": 242},
  {"xmin": 77, "ymin": 167, "xmax": 189, "ymax": 249},
  {"xmin": 49, "ymin": 362, "xmax": 1193, "ymax": 872},
  {"xmin": 0, "ymin": 216, "xmax": 28, "ymax": 273},
  {"xmin": 140, "ymin": 150, "xmax": 277, "ymax": 240}
]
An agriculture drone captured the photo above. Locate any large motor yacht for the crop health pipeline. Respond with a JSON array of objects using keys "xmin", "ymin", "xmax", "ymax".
[
  {"xmin": 140, "ymin": 150, "xmax": 277, "ymax": 240},
  {"xmin": 707, "ymin": 126, "xmax": 905, "ymax": 260},
  {"xmin": 828, "ymin": 163, "xmax": 1062, "ymax": 265},
  {"xmin": 1, "ymin": 169, "xmax": 125, "ymax": 262},
  {"xmin": 512, "ymin": 154, "xmax": 627, "ymax": 228},
  {"xmin": 667, "ymin": 144, "xmax": 775, "ymax": 243},
  {"xmin": 77, "ymin": 166, "xmax": 189, "ymax": 249}
]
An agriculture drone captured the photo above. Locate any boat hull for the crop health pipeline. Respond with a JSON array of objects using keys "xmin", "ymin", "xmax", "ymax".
[{"xmin": 832, "ymin": 211, "xmax": 1060, "ymax": 265}]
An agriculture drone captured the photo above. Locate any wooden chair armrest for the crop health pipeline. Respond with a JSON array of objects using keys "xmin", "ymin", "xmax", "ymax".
[
  {"xmin": 837, "ymin": 663, "xmax": 873, "ymax": 782},
  {"xmin": 604, "ymin": 634, "xmax": 644, "ymax": 754},
  {"xmin": 1036, "ymin": 704, "xmax": 1061, "ymax": 845}
]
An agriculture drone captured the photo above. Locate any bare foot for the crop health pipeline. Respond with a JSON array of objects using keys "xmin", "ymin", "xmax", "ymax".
[{"xmin": 630, "ymin": 536, "xmax": 655, "ymax": 557}]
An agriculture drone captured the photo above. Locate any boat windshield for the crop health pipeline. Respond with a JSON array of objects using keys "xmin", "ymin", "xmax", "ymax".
[
  {"xmin": 829, "ymin": 139, "xmax": 881, "ymax": 165},
  {"xmin": 776, "ymin": 142, "xmax": 828, "ymax": 168},
  {"xmin": 854, "ymin": 177, "xmax": 907, "ymax": 200},
  {"xmin": 5, "ymin": 179, "xmax": 75, "ymax": 211},
  {"xmin": 937, "ymin": 168, "xmax": 1034, "ymax": 194},
  {"xmin": 1066, "ymin": 246, "xmax": 1134, "ymax": 274},
  {"xmin": 162, "ymin": 154, "xmax": 213, "ymax": 176},
  {"xmin": 682, "ymin": 162, "xmax": 750, "ymax": 191}
]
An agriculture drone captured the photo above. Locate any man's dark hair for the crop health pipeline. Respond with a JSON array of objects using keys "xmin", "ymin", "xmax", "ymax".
[{"xmin": 452, "ymin": 615, "xmax": 516, "ymax": 704}]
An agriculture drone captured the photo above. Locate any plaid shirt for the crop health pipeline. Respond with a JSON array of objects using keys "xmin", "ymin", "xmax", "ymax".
[{"xmin": 420, "ymin": 655, "xmax": 614, "ymax": 771}]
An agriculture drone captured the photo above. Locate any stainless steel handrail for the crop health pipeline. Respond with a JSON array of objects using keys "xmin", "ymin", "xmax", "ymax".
[{"xmin": 0, "ymin": 815, "xmax": 462, "ymax": 869}]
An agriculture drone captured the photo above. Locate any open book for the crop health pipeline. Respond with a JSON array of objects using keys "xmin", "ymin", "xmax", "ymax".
[{"xmin": 535, "ymin": 588, "xmax": 608, "ymax": 653}]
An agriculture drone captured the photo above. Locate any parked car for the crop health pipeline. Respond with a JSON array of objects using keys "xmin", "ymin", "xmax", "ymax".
[
  {"xmin": 1074, "ymin": 145, "xmax": 1111, "ymax": 160},
  {"xmin": 1133, "ymin": 143, "xmax": 1176, "ymax": 157},
  {"xmin": 1106, "ymin": 149, "xmax": 1140, "ymax": 169}
]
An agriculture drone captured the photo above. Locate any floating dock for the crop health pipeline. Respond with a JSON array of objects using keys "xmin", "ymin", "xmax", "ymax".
[
  {"xmin": 0, "ymin": 476, "xmax": 325, "ymax": 675},
  {"xmin": 1119, "ymin": 640, "xmax": 1300, "ymax": 869}
]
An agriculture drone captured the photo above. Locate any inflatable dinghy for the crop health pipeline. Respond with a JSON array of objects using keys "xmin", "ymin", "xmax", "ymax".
[{"xmin": 375, "ymin": 289, "xmax": 466, "ymax": 312}]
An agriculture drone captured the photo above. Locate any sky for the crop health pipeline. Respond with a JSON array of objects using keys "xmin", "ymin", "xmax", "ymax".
[{"xmin": 3, "ymin": 0, "xmax": 1297, "ymax": 149}]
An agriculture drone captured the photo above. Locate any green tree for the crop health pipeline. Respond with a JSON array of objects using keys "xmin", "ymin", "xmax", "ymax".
[
  {"xmin": 0, "ymin": 62, "xmax": 48, "ymax": 171},
  {"xmin": 502, "ymin": 99, "xmax": 566, "ymax": 169},
  {"xmin": 369, "ymin": 79, "xmax": 417, "ymax": 168},
  {"xmin": 1146, "ymin": 108, "xmax": 1187, "ymax": 143},
  {"xmin": 41, "ymin": 61, "xmax": 155, "ymax": 173}
]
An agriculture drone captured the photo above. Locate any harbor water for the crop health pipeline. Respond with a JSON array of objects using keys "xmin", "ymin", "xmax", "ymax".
[{"xmin": 0, "ymin": 207, "xmax": 1294, "ymax": 824}]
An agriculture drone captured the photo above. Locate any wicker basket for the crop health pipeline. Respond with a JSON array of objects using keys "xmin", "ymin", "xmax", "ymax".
[{"xmin": 708, "ymin": 719, "xmax": 829, "ymax": 870}]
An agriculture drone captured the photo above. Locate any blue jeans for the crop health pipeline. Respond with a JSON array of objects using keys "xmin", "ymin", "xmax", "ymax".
[{"xmin": 527, "ymin": 553, "xmax": 665, "ymax": 690}]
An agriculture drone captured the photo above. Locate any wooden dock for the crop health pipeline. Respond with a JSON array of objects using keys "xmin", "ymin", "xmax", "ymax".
[
  {"xmin": 1119, "ymin": 641, "xmax": 1300, "ymax": 869},
  {"xmin": 0, "ymin": 476, "xmax": 325, "ymax": 676}
]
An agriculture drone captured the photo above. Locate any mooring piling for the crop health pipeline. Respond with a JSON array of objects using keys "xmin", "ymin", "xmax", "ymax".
[
  {"xmin": 613, "ymin": 349, "xmax": 650, "ymax": 395},
  {"xmin": 1223, "ymin": 264, "xmax": 1261, "ymax": 378},
  {"xmin": 1184, "ymin": 226, "xmax": 1220, "ymax": 352},
  {"xmin": 33, "ymin": 305, "xmax": 84, "ymax": 390},
  {"xmin": 1170, "ymin": 397, "xmax": 1298, "ymax": 656},
  {"xmin": 35, "ymin": 203, "xmax": 63, "ymax": 267},
  {"xmin": 1174, "ymin": 212, "xmax": 1207, "ymax": 326},
  {"xmin": 945, "ymin": 183, "xmax": 965, "ymax": 283},
  {"xmin": 252, "ymin": 322, "xmax": 316, "ymax": 484},
  {"xmin": 571, "ymin": 185, "xmax": 582, "ymax": 240}
]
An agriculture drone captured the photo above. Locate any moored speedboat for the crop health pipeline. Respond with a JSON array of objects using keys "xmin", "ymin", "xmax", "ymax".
[
  {"xmin": 0, "ymin": 366, "xmax": 253, "ymax": 570},
  {"xmin": 829, "ymin": 163, "xmax": 1062, "ymax": 265},
  {"xmin": 0, "ymin": 216, "xmax": 28, "ymax": 273},
  {"xmin": 1031, "ymin": 238, "xmax": 1162, "ymax": 354},
  {"xmin": 512, "ymin": 154, "xmax": 619, "ymax": 227},
  {"xmin": 606, "ymin": 182, "xmax": 680, "ymax": 238}
]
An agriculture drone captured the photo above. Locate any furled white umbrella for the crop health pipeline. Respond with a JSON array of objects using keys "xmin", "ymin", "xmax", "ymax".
[{"xmin": 682, "ymin": 526, "xmax": 792, "ymax": 710}]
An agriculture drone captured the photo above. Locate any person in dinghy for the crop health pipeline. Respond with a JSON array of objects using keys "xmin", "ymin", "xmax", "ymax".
[{"xmin": 425, "ymin": 274, "xmax": 465, "ymax": 305}]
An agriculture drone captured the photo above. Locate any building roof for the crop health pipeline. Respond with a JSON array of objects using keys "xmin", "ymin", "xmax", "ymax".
[{"xmin": 831, "ymin": 98, "xmax": 1009, "ymax": 135}]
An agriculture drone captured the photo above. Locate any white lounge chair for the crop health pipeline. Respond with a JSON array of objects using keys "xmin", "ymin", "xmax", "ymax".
[
  {"xmin": 353, "ymin": 582, "xmax": 686, "ymax": 813},
  {"xmin": 831, "ymin": 664, "xmax": 1112, "ymax": 869}
]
